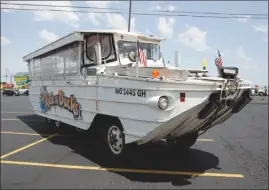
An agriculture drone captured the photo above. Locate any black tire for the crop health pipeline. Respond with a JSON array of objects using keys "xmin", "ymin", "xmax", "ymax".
[
  {"xmin": 45, "ymin": 118, "xmax": 53, "ymax": 124},
  {"xmin": 96, "ymin": 117, "xmax": 125, "ymax": 160},
  {"xmin": 167, "ymin": 132, "xmax": 198, "ymax": 151}
]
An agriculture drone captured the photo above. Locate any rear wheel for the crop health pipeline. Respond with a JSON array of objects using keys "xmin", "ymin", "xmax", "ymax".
[
  {"xmin": 259, "ymin": 92, "xmax": 264, "ymax": 96},
  {"xmin": 167, "ymin": 132, "xmax": 198, "ymax": 151},
  {"xmin": 46, "ymin": 118, "xmax": 52, "ymax": 124}
]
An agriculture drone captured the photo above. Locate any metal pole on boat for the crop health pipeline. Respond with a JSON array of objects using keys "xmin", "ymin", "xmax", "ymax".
[
  {"xmin": 174, "ymin": 51, "xmax": 180, "ymax": 68},
  {"xmin": 128, "ymin": 1, "xmax": 132, "ymax": 32}
]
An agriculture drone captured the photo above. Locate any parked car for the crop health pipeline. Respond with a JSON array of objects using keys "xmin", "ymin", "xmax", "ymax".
[
  {"xmin": 2, "ymin": 89, "xmax": 20, "ymax": 96},
  {"xmin": 23, "ymin": 89, "xmax": 29, "ymax": 96},
  {"xmin": 17, "ymin": 88, "xmax": 29, "ymax": 95}
]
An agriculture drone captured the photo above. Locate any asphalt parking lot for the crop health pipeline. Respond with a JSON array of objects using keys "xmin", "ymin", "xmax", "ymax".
[{"xmin": 1, "ymin": 95, "xmax": 268, "ymax": 189}]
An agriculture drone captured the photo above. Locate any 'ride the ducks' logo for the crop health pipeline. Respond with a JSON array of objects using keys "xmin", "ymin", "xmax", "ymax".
[{"xmin": 40, "ymin": 87, "xmax": 82, "ymax": 119}]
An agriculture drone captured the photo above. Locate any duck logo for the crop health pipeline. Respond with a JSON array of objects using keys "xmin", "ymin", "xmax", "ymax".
[{"xmin": 40, "ymin": 86, "xmax": 82, "ymax": 119}]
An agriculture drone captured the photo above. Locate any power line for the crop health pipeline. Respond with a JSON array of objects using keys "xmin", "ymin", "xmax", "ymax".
[
  {"xmin": 154, "ymin": 10, "xmax": 268, "ymax": 17},
  {"xmin": 1, "ymin": 7, "xmax": 268, "ymax": 20},
  {"xmin": 0, "ymin": 2, "xmax": 126, "ymax": 11},
  {"xmin": 1, "ymin": 2, "xmax": 268, "ymax": 17},
  {"xmin": 1, "ymin": 7, "xmax": 124, "ymax": 14}
]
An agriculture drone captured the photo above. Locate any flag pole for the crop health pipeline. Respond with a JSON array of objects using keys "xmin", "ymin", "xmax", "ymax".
[{"xmin": 136, "ymin": 40, "xmax": 140, "ymax": 78}]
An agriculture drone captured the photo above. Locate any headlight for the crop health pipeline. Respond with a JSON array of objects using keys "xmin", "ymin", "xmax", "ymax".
[{"xmin": 158, "ymin": 96, "xmax": 168, "ymax": 110}]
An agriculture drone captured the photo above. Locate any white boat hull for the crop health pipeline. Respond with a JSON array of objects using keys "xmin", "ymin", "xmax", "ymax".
[{"xmin": 29, "ymin": 73, "xmax": 252, "ymax": 145}]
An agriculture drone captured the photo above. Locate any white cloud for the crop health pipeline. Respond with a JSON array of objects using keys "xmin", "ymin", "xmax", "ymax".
[
  {"xmin": 39, "ymin": 29, "xmax": 59, "ymax": 44},
  {"xmin": 153, "ymin": 4, "xmax": 176, "ymax": 38},
  {"xmin": 158, "ymin": 17, "xmax": 175, "ymax": 37},
  {"xmin": 168, "ymin": 5, "xmax": 175, "ymax": 11},
  {"xmin": 88, "ymin": 13, "xmax": 101, "ymax": 26},
  {"xmin": 85, "ymin": 1, "xmax": 136, "ymax": 32},
  {"xmin": 1, "ymin": 36, "xmax": 11, "ymax": 46},
  {"xmin": 178, "ymin": 26, "xmax": 209, "ymax": 52},
  {"xmin": 237, "ymin": 15, "xmax": 251, "ymax": 23},
  {"xmin": 151, "ymin": 4, "xmax": 176, "ymax": 11},
  {"xmin": 106, "ymin": 13, "xmax": 127, "ymax": 29},
  {"xmin": 221, "ymin": 47, "xmax": 254, "ymax": 68},
  {"xmin": 252, "ymin": 24, "xmax": 268, "ymax": 33},
  {"xmin": 2, "ymin": 1, "xmax": 80, "ymax": 28},
  {"xmin": 155, "ymin": 5, "xmax": 161, "ymax": 10},
  {"xmin": 236, "ymin": 46, "xmax": 253, "ymax": 62},
  {"xmin": 85, "ymin": 1, "xmax": 111, "ymax": 8},
  {"xmin": 130, "ymin": 17, "xmax": 136, "ymax": 32}
]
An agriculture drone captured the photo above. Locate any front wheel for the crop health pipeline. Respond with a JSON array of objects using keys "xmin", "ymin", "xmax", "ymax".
[
  {"xmin": 167, "ymin": 132, "xmax": 198, "ymax": 151},
  {"xmin": 97, "ymin": 118, "xmax": 125, "ymax": 159}
]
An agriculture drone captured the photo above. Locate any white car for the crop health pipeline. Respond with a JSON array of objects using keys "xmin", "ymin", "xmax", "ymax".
[{"xmin": 17, "ymin": 89, "xmax": 29, "ymax": 95}]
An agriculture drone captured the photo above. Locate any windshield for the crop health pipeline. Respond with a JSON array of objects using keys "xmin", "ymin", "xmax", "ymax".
[{"xmin": 117, "ymin": 40, "xmax": 161, "ymax": 61}]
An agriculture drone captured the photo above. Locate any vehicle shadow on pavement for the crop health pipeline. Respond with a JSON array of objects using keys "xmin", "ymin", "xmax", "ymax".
[{"xmin": 17, "ymin": 115, "xmax": 221, "ymax": 187}]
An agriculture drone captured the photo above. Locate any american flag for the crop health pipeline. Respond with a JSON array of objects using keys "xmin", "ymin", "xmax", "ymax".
[
  {"xmin": 138, "ymin": 48, "xmax": 147, "ymax": 67},
  {"xmin": 218, "ymin": 49, "xmax": 223, "ymax": 67}
]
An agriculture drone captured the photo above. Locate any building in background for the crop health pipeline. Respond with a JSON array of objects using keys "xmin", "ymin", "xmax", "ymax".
[
  {"xmin": 0, "ymin": 82, "xmax": 14, "ymax": 89},
  {"xmin": 13, "ymin": 72, "xmax": 30, "ymax": 89}
]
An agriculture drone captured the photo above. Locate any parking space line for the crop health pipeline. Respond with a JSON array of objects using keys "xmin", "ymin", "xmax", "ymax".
[
  {"xmin": 0, "ymin": 131, "xmax": 70, "ymax": 137},
  {"xmin": 1, "ymin": 112, "xmax": 34, "ymax": 114},
  {"xmin": 0, "ymin": 131, "xmax": 213, "ymax": 142},
  {"xmin": 0, "ymin": 133, "xmax": 58, "ymax": 160},
  {"xmin": 0, "ymin": 160, "xmax": 244, "ymax": 178},
  {"xmin": 0, "ymin": 131, "xmax": 56, "ymax": 136},
  {"xmin": 1, "ymin": 119, "xmax": 43, "ymax": 122},
  {"xmin": 1, "ymin": 131, "xmax": 47, "ymax": 136}
]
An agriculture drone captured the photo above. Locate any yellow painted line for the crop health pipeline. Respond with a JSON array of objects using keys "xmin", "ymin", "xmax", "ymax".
[
  {"xmin": 1, "ymin": 131, "xmax": 46, "ymax": 136},
  {"xmin": 0, "ymin": 131, "xmax": 213, "ymax": 142},
  {"xmin": 1, "ymin": 119, "xmax": 43, "ymax": 122},
  {"xmin": 0, "ymin": 133, "xmax": 58, "ymax": 159},
  {"xmin": 0, "ymin": 131, "xmax": 69, "ymax": 137},
  {"xmin": 1, "ymin": 112, "xmax": 34, "ymax": 114},
  {"xmin": 0, "ymin": 160, "xmax": 244, "ymax": 178}
]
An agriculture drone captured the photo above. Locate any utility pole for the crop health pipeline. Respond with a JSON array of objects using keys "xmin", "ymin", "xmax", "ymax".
[
  {"xmin": 10, "ymin": 73, "xmax": 13, "ymax": 84},
  {"xmin": 128, "ymin": 0, "xmax": 132, "ymax": 32},
  {"xmin": 4, "ymin": 68, "xmax": 8, "ymax": 83}
]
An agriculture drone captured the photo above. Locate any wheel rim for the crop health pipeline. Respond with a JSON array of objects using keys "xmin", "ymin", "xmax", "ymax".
[
  {"xmin": 107, "ymin": 125, "xmax": 123, "ymax": 155},
  {"xmin": 47, "ymin": 119, "xmax": 51, "ymax": 124}
]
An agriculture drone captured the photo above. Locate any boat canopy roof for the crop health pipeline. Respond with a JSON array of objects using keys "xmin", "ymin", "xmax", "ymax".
[{"xmin": 23, "ymin": 30, "xmax": 165, "ymax": 62}]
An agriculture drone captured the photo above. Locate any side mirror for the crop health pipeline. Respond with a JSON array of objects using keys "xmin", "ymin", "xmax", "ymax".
[{"xmin": 128, "ymin": 51, "xmax": 137, "ymax": 62}]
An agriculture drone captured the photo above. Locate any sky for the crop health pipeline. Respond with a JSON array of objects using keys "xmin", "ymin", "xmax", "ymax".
[{"xmin": 1, "ymin": 0, "xmax": 268, "ymax": 87}]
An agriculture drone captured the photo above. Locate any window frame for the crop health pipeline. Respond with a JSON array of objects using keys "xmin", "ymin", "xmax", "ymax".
[
  {"xmin": 84, "ymin": 33, "xmax": 117, "ymax": 66},
  {"xmin": 117, "ymin": 40, "xmax": 161, "ymax": 61}
]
